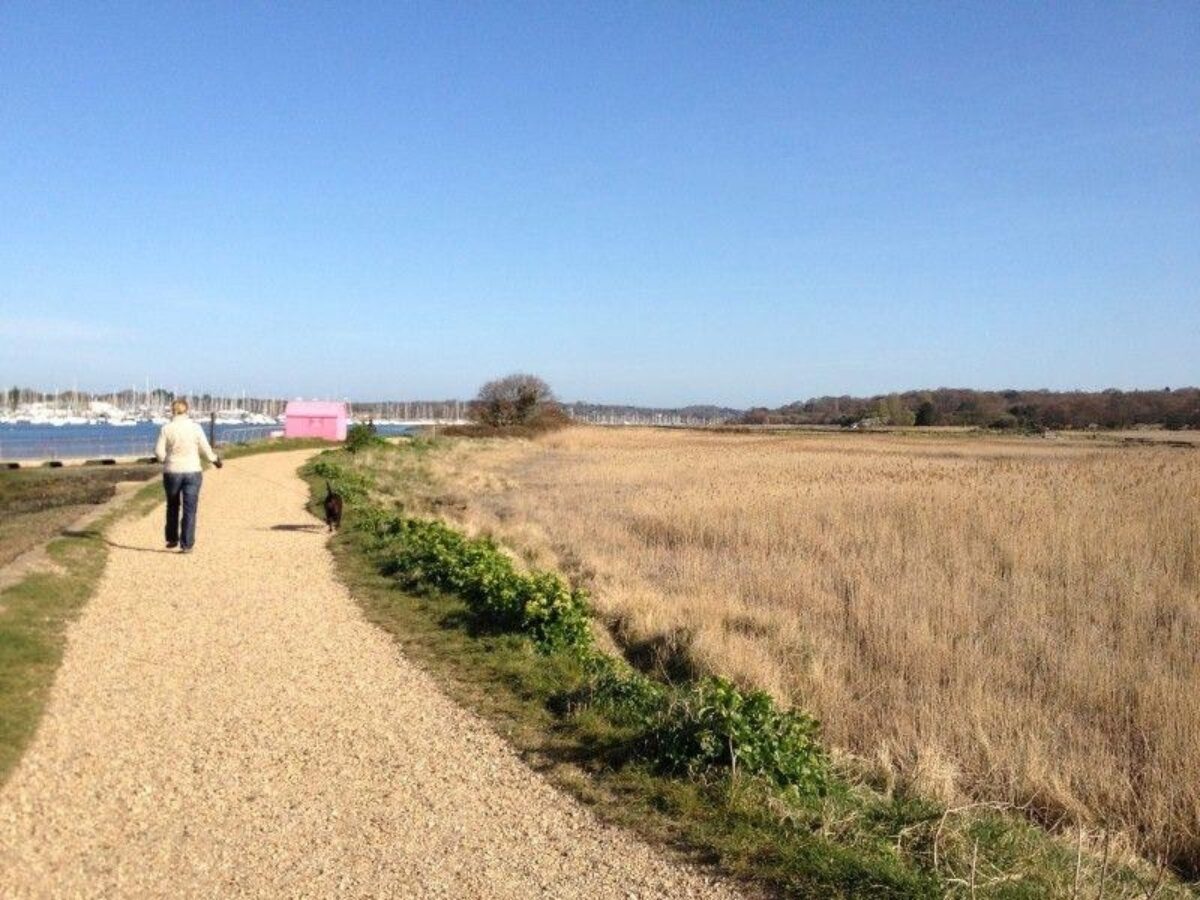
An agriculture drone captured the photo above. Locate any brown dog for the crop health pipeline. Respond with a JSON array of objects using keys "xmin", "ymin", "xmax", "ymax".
[{"xmin": 323, "ymin": 482, "xmax": 344, "ymax": 532}]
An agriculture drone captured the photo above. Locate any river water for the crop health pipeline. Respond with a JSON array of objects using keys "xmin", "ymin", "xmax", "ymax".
[{"xmin": 0, "ymin": 422, "xmax": 414, "ymax": 461}]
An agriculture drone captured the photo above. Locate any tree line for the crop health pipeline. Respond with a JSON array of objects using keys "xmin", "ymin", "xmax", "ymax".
[{"xmin": 739, "ymin": 387, "xmax": 1200, "ymax": 431}]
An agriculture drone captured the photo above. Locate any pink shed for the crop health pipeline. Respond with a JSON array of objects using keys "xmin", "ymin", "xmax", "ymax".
[{"xmin": 283, "ymin": 400, "xmax": 349, "ymax": 441}]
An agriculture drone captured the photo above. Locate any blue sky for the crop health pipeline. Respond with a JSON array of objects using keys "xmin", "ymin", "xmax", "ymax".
[{"xmin": 1, "ymin": 2, "xmax": 1196, "ymax": 407}]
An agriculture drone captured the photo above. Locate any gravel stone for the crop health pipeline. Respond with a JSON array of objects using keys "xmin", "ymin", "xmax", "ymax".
[{"xmin": 0, "ymin": 451, "xmax": 746, "ymax": 899}]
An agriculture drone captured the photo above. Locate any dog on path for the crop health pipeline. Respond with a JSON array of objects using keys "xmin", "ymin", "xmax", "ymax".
[{"xmin": 323, "ymin": 482, "xmax": 344, "ymax": 533}]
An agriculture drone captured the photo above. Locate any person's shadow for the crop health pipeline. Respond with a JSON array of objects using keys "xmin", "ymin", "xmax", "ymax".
[{"xmin": 60, "ymin": 528, "xmax": 178, "ymax": 554}]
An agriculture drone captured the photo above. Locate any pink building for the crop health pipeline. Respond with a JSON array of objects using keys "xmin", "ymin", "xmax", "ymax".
[{"xmin": 283, "ymin": 400, "xmax": 349, "ymax": 441}]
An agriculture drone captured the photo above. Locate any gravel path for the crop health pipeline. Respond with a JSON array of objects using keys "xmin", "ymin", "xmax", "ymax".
[{"xmin": 0, "ymin": 450, "xmax": 745, "ymax": 899}]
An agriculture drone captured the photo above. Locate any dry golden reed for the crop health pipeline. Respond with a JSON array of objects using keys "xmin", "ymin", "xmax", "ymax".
[{"xmin": 430, "ymin": 427, "xmax": 1200, "ymax": 870}]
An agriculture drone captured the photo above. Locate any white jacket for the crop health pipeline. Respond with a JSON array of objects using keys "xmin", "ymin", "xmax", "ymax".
[{"xmin": 155, "ymin": 415, "xmax": 218, "ymax": 474}]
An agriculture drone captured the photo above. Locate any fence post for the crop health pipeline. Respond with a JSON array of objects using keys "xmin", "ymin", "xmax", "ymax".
[{"xmin": 209, "ymin": 412, "xmax": 217, "ymax": 449}]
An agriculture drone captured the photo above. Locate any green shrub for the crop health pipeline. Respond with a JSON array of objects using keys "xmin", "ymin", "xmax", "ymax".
[
  {"xmin": 517, "ymin": 572, "xmax": 593, "ymax": 650},
  {"xmin": 645, "ymin": 676, "xmax": 827, "ymax": 796},
  {"xmin": 573, "ymin": 655, "xmax": 828, "ymax": 795},
  {"xmin": 345, "ymin": 422, "xmax": 387, "ymax": 454},
  {"xmin": 310, "ymin": 458, "xmax": 374, "ymax": 503},
  {"xmin": 372, "ymin": 516, "xmax": 592, "ymax": 652},
  {"xmin": 577, "ymin": 652, "xmax": 667, "ymax": 724},
  {"xmin": 351, "ymin": 505, "xmax": 404, "ymax": 542}
]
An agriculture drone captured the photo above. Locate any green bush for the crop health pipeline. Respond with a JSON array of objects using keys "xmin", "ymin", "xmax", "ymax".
[
  {"xmin": 345, "ymin": 422, "xmax": 387, "ymax": 453},
  {"xmin": 372, "ymin": 516, "xmax": 592, "ymax": 652},
  {"xmin": 574, "ymin": 655, "xmax": 827, "ymax": 794},
  {"xmin": 310, "ymin": 458, "xmax": 374, "ymax": 503},
  {"xmin": 518, "ymin": 571, "xmax": 593, "ymax": 650},
  {"xmin": 577, "ymin": 652, "xmax": 667, "ymax": 724},
  {"xmin": 645, "ymin": 676, "xmax": 827, "ymax": 796},
  {"xmin": 351, "ymin": 504, "xmax": 404, "ymax": 542}
]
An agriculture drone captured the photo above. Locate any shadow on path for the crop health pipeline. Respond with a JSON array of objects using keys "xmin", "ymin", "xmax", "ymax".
[
  {"xmin": 60, "ymin": 529, "xmax": 177, "ymax": 555},
  {"xmin": 268, "ymin": 523, "xmax": 325, "ymax": 533}
]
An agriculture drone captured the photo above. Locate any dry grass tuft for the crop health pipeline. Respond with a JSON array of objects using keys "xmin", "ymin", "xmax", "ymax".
[{"xmin": 428, "ymin": 427, "xmax": 1200, "ymax": 873}]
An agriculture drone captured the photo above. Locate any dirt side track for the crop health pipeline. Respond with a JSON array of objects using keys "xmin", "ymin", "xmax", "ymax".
[{"xmin": 0, "ymin": 450, "xmax": 742, "ymax": 899}]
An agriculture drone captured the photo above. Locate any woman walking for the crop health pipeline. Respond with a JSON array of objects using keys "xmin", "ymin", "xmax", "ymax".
[{"xmin": 154, "ymin": 399, "xmax": 222, "ymax": 553}]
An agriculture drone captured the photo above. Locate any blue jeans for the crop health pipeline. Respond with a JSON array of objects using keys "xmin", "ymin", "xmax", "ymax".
[{"xmin": 163, "ymin": 472, "xmax": 203, "ymax": 549}]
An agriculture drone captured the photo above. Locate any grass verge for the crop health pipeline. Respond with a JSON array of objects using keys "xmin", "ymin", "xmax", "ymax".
[
  {"xmin": 0, "ymin": 464, "xmax": 158, "ymax": 567},
  {"xmin": 0, "ymin": 477, "xmax": 163, "ymax": 784},
  {"xmin": 0, "ymin": 535, "xmax": 106, "ymax": 781},
  {"xmin": 303, "ymin": 441, "xmax": 1195, "ymax": 899}
]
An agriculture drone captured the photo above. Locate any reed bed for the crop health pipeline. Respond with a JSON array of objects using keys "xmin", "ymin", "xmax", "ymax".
[{"xmin": 428, "ymin": 427, "xmax": 1200, "ymax": 873}]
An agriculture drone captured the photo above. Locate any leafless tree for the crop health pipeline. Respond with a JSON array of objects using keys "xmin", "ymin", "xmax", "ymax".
[{"xmin": 470, "ymin": 373, "xmax": 558, "ymax": 427}]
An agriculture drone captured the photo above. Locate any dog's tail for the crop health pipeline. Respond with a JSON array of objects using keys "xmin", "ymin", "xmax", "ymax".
[{"xmin": 326, "ymin": 480, "xmax": 334, "ymax": 498}]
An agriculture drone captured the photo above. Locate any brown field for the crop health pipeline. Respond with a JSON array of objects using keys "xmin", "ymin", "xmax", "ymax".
[{"xmin": 425, "ymin": 427, "xmax": 1200, "ymax": 871}]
